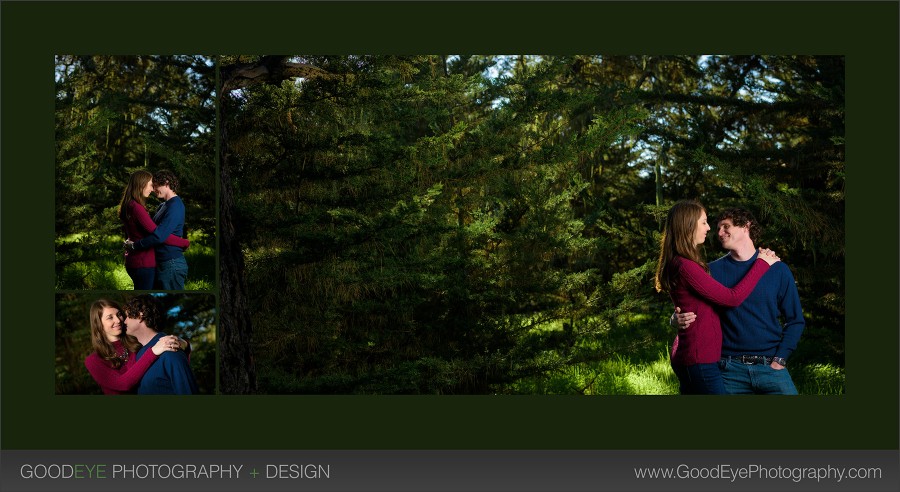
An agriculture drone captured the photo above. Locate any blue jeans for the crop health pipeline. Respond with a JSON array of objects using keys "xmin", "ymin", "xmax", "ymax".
[
  {"xmin": 126, "ymin": 267, "xmax": 156, "ymax": 290},
  {"xmin": 719, "ymin": 358, "xmax": 799, "ymax": 394},
  {"xmin": 154, "ymin": 256, "xmax": 188, "ymax": 290},
  {"xmin": 672, "ymin": 363, "xmax": 727, "ymax": 395}
]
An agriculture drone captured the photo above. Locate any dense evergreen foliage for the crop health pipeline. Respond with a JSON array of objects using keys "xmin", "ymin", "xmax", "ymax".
[
  {"xmin": 220, "ymin": 55, "xmax": 844, "ymax": 394},
  {"xmin": 55, "ymin": 55, "xmax": 216, "ymax": 289}
]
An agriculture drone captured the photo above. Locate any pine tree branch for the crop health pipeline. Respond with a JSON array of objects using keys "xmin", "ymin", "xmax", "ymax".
[{"xmin": 221, "ymin": 56, "xmax": 330, "ymax": 92}]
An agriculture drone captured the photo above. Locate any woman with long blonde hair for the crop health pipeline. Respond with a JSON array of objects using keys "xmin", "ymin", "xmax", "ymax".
[
  {"xmin": 655, "ymin": 200, "xmax": 780, "ymax": 394},
  {"xmin": 118, "ymin": 170, "xmax": 189, "ymax": 289}
]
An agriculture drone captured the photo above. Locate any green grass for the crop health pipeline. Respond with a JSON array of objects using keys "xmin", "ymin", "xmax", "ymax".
[
  {"xmin": 792, "ymin": 362, "xmax": 845, "ymax": 395},
  {"xmin": 509, "ymin": 312, "xmax": 845, "ymax": 396},
  {"xmin": 56, "ymin": 231, "xmax": 215, "ymax": 290},
  {"xmin": 512, "ymin": 351, "xmax": 680, "ymax": 395},
  {"xmin": 513, "ymin": 351, "xmax": 845, "ymax": 395}
]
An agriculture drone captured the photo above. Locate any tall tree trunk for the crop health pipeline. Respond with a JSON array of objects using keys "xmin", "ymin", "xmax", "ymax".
[
  {"xmin": 218, "ymin": 95, "xmax": 257, "ymax": 393},
  {"xmin": 217, "ymin": 56, "xmax": 327, "ymax": 393}
]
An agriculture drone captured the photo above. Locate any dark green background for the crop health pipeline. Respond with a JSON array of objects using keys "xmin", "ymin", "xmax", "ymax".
[{"xmin": 1, "ymin": 1, "xmax": 896, "ymax": 450}]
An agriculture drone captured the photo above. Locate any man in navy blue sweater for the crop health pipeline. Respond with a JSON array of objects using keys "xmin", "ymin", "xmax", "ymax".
[
  {"xmin": 124, "ymin": 294, "xmax": 198, "ymax": 395},
  {"xmin": 126, "ymin": 170, "xmax": 188, "ymax": 290},
  {"xmin": 673, "ymin": 208, "xmax": 805, "ymax": 394}
]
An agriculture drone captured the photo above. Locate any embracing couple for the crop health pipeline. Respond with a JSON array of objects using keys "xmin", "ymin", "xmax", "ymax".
[
  {"xmin": 655, "ymin": 201, "xmax": 805, "ymax": 395},
  {"xmin": 84, "ymin": 294, "xmax": 198, "ymax": 395},
  {"xmin": 118, "ymin": 169, "xmax": 189, "ymax": 290}
]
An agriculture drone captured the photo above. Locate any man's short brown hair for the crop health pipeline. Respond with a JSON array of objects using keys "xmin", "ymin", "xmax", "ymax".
[
  {"xmin": 152, "ymin": 169, "xmax": 179, "ymax": 192},
  {"xmin": 123, "ymin": 294, "xmax": 164, "ymax": 330},
  {"xmin": 715, "ymin": 207, "xmax": 762, "ymax": 242}
]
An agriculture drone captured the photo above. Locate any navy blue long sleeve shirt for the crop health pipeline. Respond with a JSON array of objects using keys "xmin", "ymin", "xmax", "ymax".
[
  {"xmin": 709, "ymin": 251, "xmax": 805, "ymax": 359},
  {"xmin": 135, "ymin": 196, "xmax": 186, "ymax": 262},
  {"xmin": 135, "ymin": 332, "xmax": 198, "ymax": 395}
]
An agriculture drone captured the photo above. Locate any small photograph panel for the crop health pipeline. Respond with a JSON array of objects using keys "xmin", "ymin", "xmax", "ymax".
[
  {"xmin": 56, "ymin": 292, "xmax": 216, "ymax": 395},
  {"xmin": 55, "ymin": 55, "xmax": 216, "ymax": 291}
]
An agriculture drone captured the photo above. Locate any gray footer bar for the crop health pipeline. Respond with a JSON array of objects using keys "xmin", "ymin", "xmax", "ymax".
[{"xmin": 2, "ymin": 450, "xmax": 897, "ymax": 492}]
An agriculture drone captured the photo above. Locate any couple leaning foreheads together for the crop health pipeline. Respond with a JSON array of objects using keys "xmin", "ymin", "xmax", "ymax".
[{"xmin": 118, "ymin": 169, "xmax": 189, "ymax": 290}]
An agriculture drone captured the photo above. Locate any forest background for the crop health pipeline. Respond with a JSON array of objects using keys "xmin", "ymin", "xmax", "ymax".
[
  {"xmin": 55, "ymin": 55, "xmax": 217, "ymax": 291},
  {"xmin": 219, "ymin": 55, "xmax": 844, "ymax": 395}
]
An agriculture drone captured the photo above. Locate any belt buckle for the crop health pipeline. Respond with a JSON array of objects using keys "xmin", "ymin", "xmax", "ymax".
[{"xmin": 740, "ymin": 355, "xmax": 760, "ymax": 365}]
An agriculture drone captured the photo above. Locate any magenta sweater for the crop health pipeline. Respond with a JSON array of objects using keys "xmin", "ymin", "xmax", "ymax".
[
  {"xmin": 669, "ymin": 256, "xmax": 770, "ymax": 365},
  {"xmin": 84, "ymin": 340, "xmax": 159, "ymax": 394},
  {"xmin": 122, "ymin": 200, "xmax": 189, "ymax": 268}
]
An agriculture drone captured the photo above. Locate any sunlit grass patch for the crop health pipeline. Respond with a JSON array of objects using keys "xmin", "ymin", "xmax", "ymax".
[
  {"xmin": 57, "ymin": 258, "xmax": 126, "ymax": 290},
  {"xmin": 512, "ymin": 350, "xmax": 679, "ymax": 395},
  {"xmin": 56, "ymin": 231, "xmax": 215, "ymax": 290},
  {"xmin": 187, "ymin": 279, "xmax": 213, "ymax": 291},
  {"xmin": 112, "ymin": 265, "xmax": 134, "ymax": 289},
  {"xmin": 625, "ymin": 370, "xmax": 677, "ymax": 395},
  {"xmin": 586, "ymin": 352, "xmax": 678, "ymax": 395},
  {"xmin": 793, "ymin": 362, "xmax": 845, "ymax": 395}
]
